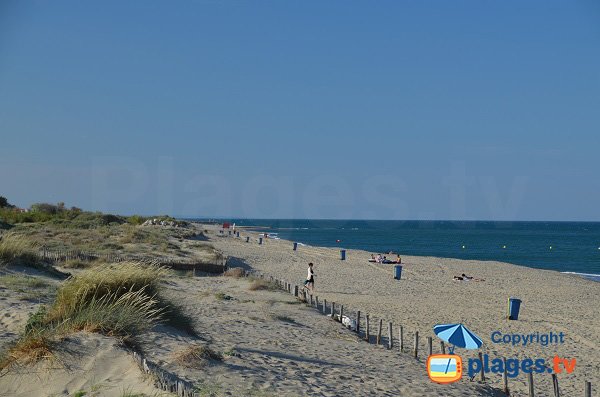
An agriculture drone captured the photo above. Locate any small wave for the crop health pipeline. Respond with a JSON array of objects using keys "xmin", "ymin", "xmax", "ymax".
[{"xmin": 562, "ymin": 272, "xmax": 600, "ymax": 282}]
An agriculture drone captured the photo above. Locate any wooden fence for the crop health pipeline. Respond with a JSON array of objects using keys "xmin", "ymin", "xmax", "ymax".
[
  {"xmin": 244, "ymin": 269, "xmax": 594, "ymax": 397},
  {"xmin": 132, "ymin": 351, "xmax": 197, "ymax": 396},
  {"xmin": 39, "ymin": 248, "xmax": 228, "ymax": 274}
]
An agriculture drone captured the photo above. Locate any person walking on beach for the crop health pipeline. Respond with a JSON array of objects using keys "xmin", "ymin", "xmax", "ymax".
[{"xmin": 303, "ymin": 262, "xmax": 315, "ymax": 292}]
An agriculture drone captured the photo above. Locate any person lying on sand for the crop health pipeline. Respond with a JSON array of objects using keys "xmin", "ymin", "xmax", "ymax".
[{"xmin": 453, "ymin": 273, "xmax": 485, "ymax": 282}]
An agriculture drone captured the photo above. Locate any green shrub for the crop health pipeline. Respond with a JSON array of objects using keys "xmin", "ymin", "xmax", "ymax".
[{"xmin": 126, "ymin": 215, "xmax": 147, "ymax": 225}]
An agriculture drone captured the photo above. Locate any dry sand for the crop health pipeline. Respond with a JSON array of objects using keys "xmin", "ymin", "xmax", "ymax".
[
  {"xmin": 207, "ymin": 225, "xmax": 600, "ymax": 397},
  {"xmin": 1, "ymin": 223, "xmax": 597, "ymax": 396}
]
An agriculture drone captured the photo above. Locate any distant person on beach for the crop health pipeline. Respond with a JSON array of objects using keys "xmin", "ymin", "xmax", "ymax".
[
  {"xmin": 453, "ymin": 273, "xmax": 485, "ymax": 282},
  {"xmin": 303, "ymin": 262, "xmax": 315, "ymax": 292},
  {"xmin": 396, "ymin": 255, "xmax": 402, "ymax": 264}
]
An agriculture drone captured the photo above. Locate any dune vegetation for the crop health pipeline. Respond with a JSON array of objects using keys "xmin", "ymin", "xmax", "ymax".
[{"xmin": 0, "ymin": 262, "xmax": 196, "ymax": 371}]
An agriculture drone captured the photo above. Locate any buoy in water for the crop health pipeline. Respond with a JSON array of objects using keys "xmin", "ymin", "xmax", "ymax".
[
  {"xmin": 462, "ymin": 245, "xmax": 466, "ymax": 249},
  {"xmin": 549, "ymin": 246, "xmax": 552, "ymax": 250},
  {"xmin": 502, "ymin": 245, "xmax": 507, "ymax": 249},
  {"xmin": 336, "ymin": 239, "xmax": 341, "ymax": 243}
]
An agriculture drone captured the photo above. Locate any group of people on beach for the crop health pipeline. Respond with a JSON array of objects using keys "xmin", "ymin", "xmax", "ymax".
[{"xmin": 369, "ymin": 253, "xmax": 401, "ymax": 264}]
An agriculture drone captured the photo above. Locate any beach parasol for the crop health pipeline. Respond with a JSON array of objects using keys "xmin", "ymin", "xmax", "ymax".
[{"xmin": 433, "ymin": 323, "xmax": 482, "ymax": 352}]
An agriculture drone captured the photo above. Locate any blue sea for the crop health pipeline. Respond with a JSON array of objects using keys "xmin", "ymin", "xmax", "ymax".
[{"xmin": 194, "ymin": 219, "xmax": 600, "ymax": 282}]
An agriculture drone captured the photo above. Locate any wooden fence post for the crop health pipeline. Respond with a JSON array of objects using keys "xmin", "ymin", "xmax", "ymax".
[
  {"xmin": 502, "ymin": 357, "xmax": 509, "ymax": 395},
  {"xmin": 478, "ymin": 352, "xmax": 485, "ymax": 382},
  {"xmin": 388, "ymin": 322, "xmax": 393, "ymax": 349},
  {"xmin": 552, "ymin": 373, "xmax": 559, "ymax": 397},
  {"xmin": 376, "ymin": 319, "xmax": 383, "ymax": 345},
  {"xmin": 323, "ymin": 299, "xmax": 327, "ymax": 314},
  {"xmin": 310, "ymin": 294, "xmax": 313, "ymax": 306},
  {"xmin": 440, "ymin": 341, "xmax": 446, "ymax": 354},
  {"xmin": 399, "ymin": 326, "xmax": 404, "ymax": 352},
  {"xmin": 413, "ymin": 331, "xmax": 419, "ymax": 358},
  {"xmin": 294, "ymin": 285, "xmax": 298, "ymax": 297},
  {"xmin": 315, "ymin": 296, "xmax": 319, "ymax": 310},
  {"xmin": 585, "ymin": 381, "xmax": 591, "ymax": 397},
  {"xmin": 356, "ymin": 311, "xmax": 361, "ymax": 334},
  {"xmin": 427, "ymin": 337, "xmax": 432, "ymax": 357},
  {"xmin": 332, "ymin": 302, "xmax": 335, "ymax": 317},
  {"xmin": 365, "ymin": 314, "xmax": 370, "ymax": 342},
  {"xmin": 339, "ymin": 305, "xmax": 343, "ymax": 322},
  {"xmin": 527, "ymin": 371, "xmax": 534, "ymax": 397}
]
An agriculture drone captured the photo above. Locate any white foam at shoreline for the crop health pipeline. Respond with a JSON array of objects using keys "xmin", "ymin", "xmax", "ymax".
[{"xmin": 561, "ymin": 271, "xmax": 600, "ymax": 282}]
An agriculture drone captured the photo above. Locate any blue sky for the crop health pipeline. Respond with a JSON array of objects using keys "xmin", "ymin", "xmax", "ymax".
[{"xmin": 1, "ymin": 1, "xmax": 599, "ymax": 220}]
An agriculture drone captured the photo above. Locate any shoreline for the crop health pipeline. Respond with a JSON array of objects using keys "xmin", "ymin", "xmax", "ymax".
[
  {"xmin": 205, "ymin": 223, "xmax": 600, "ymax": 396},
  {"xmin": 238, "ymin": 226, "xmax": 600, "ymax": 283}
]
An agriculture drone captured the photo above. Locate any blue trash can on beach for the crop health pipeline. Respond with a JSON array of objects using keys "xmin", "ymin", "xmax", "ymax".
[
  {"xmin": 259, "ymin": 237, "xmax": 263, "ymax": 245},
  {"xmin": 293, "ymin": 242, "xmax": 298, "ymax": 251},
  {"xmin": 508, "ymin": 297, "xmax": 522, "ymax": 320},
  {"xmin": 340, "ymin": 249, "xmax": 346, "ymax": 260},
  {"xmin": 245, "ymin": 236, "xmax": 250, "ymax": 243},
  {"xmin": 236, "ymin": 232, "xmax": 240, "ymax": 237},
  {"xmin": 394, "ymin": 265, "xmax": 402, "ymax": 280}
]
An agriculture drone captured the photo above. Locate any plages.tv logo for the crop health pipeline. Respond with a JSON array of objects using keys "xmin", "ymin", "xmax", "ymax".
[{"xmin": 427, "ymin": 323, "xmax": 482, "ymax": 384}]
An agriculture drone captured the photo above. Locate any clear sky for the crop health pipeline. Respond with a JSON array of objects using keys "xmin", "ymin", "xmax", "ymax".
[{"xmin": 1, "ymin": 1, "xmax": 599, "ymax": 220}]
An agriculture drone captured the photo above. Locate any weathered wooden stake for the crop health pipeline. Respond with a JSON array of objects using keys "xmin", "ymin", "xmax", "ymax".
[
  {"xmin": 478, "ymin": 352, "xmax": 485, "ymax": 382},
  {"xmin": 315, "ymin": 296, "xmax": 319, "ymax": 310},
  {"xmin": 427, "ymin": 337, "xmax": 432, "ymax": 356},
  {"xmin": 310, "ymin": 294, "xmax": 313, "ymax": 306},
  {"xmin": 356, "ymin": 311, "xmax": 361, "ymax": 334},
  {"xmin": 323, "ymin": 299, "xmax": 327, "ymax": 314},
  {"xmin": 552, "ymin": 373, "xmax": 559, "ymax": 397},
  {"xmin": 527, "ymin": 372, "xmax": 534, "ymax": 397},
  {"xmin": 376, "ymin": 319, "xmax": 383, "ymax": 345},
  {"xmin": 440, "ymin": 341, "xmax": 446, "ymax": 354},
  {"xmin": 340, "ymin": 305, "xmax": 344, "ymax": 322},
  {"xmin": 332, "ymin": 302, "xmax": 336, "ymax": 317},
  {"xmin": 413, "ymin": 331, "xmax": 419, "ymax": 358},
  {"xmin": 294, "ymin": 285, "xmax": 299, "ymax": 297},
  {"xmin": 399, "ymin": 326, "xmax": 404, "ymax": 352},
  {"xmin": 388, "ymin": 322, "xmax": 393, "ymax": 349},
  {"xmin": 365, "ymin": 314, "xmax": 370, "ymax": 342},
  {"xmin": 584, "ymin": 381, "xmax": 591, "ymax": 397},
  {"xmin": 502, "ymin": 357, "xmax": 509, "ymax": 395}
]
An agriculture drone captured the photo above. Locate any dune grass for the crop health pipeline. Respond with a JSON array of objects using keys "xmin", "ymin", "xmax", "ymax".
[
  {"xmin": 0, "ymin": 233, "xmax": 39, "ymax": 268},
  {"xmin": 172, "ymin": 344, "xmax": 223, "ymax": 368},
  {"xmin": 248, "ymin": 279, "xmax": 278, "ymax": 291},
  {"xmin": 0, "ymin": 262, "xmax": 196, "ymax": 371}
]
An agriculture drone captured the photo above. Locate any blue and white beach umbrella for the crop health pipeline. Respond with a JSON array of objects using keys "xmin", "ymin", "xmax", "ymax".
[{"xmin": 433, "ymin": 323, "xmax": 482, "ymax": 350}]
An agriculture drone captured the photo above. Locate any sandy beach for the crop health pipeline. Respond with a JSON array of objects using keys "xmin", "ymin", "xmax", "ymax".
[
  {"xmin": 1, "ymin": 220, "xmax": 598, "ymax": 396},
  {"xmin": 207, "ymin": 224, "xmax": 600, "ymax": 397}
]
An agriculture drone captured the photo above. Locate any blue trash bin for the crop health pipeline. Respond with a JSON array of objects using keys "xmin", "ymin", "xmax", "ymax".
[
  {"xmin": 236, "ymin": 232, "xmax": 240, "ymax": 237},
  {"xmin": 259, "ymin": 237, "xmax": 263, "ymax": 245},
  {"xmin": 508, "ymin": 297, "xmax": 522, "ymax": 320},
  {"xmin": 245, "ymin": 236, "xmax": 250, "ymax": 243},
  {"xmin": 394, "ymin": 265, "xmax": 402, "ymax": 280},
  {"xmin": 293, "ymin": 242, "xmax": 298, "ymax": 251},
  {"xmin": 340, "ymin": 249, "xmax": 346, "ymax": 260}
]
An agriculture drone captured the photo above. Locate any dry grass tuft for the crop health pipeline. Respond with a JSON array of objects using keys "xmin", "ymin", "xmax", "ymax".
[
  {"xmin": 172, "ymin": 344, "xmax": 222, "ymax": 368},
  {"xmin": 223, "ymin": 267, "xmax": 245, "ymax": 278},
  {"xmin": 0, "ymin": 233, "xmax": 39, "ymax": 267},
  {"xmin": 0, "ymin": 261, "xmax": 196, "ymax": 370},
  {"xmin": 0, "ymin": 332, "xmax": 54, "ymax": 370},
  {"xmin": 248, "ymin": 279, "xmax": 278, "ymax": 291}
]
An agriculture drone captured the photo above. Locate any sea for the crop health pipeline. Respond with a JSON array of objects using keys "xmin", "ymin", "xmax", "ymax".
[{"xmin": 194, "ymin": 219, "xmax": 600, "ymax": 282}]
